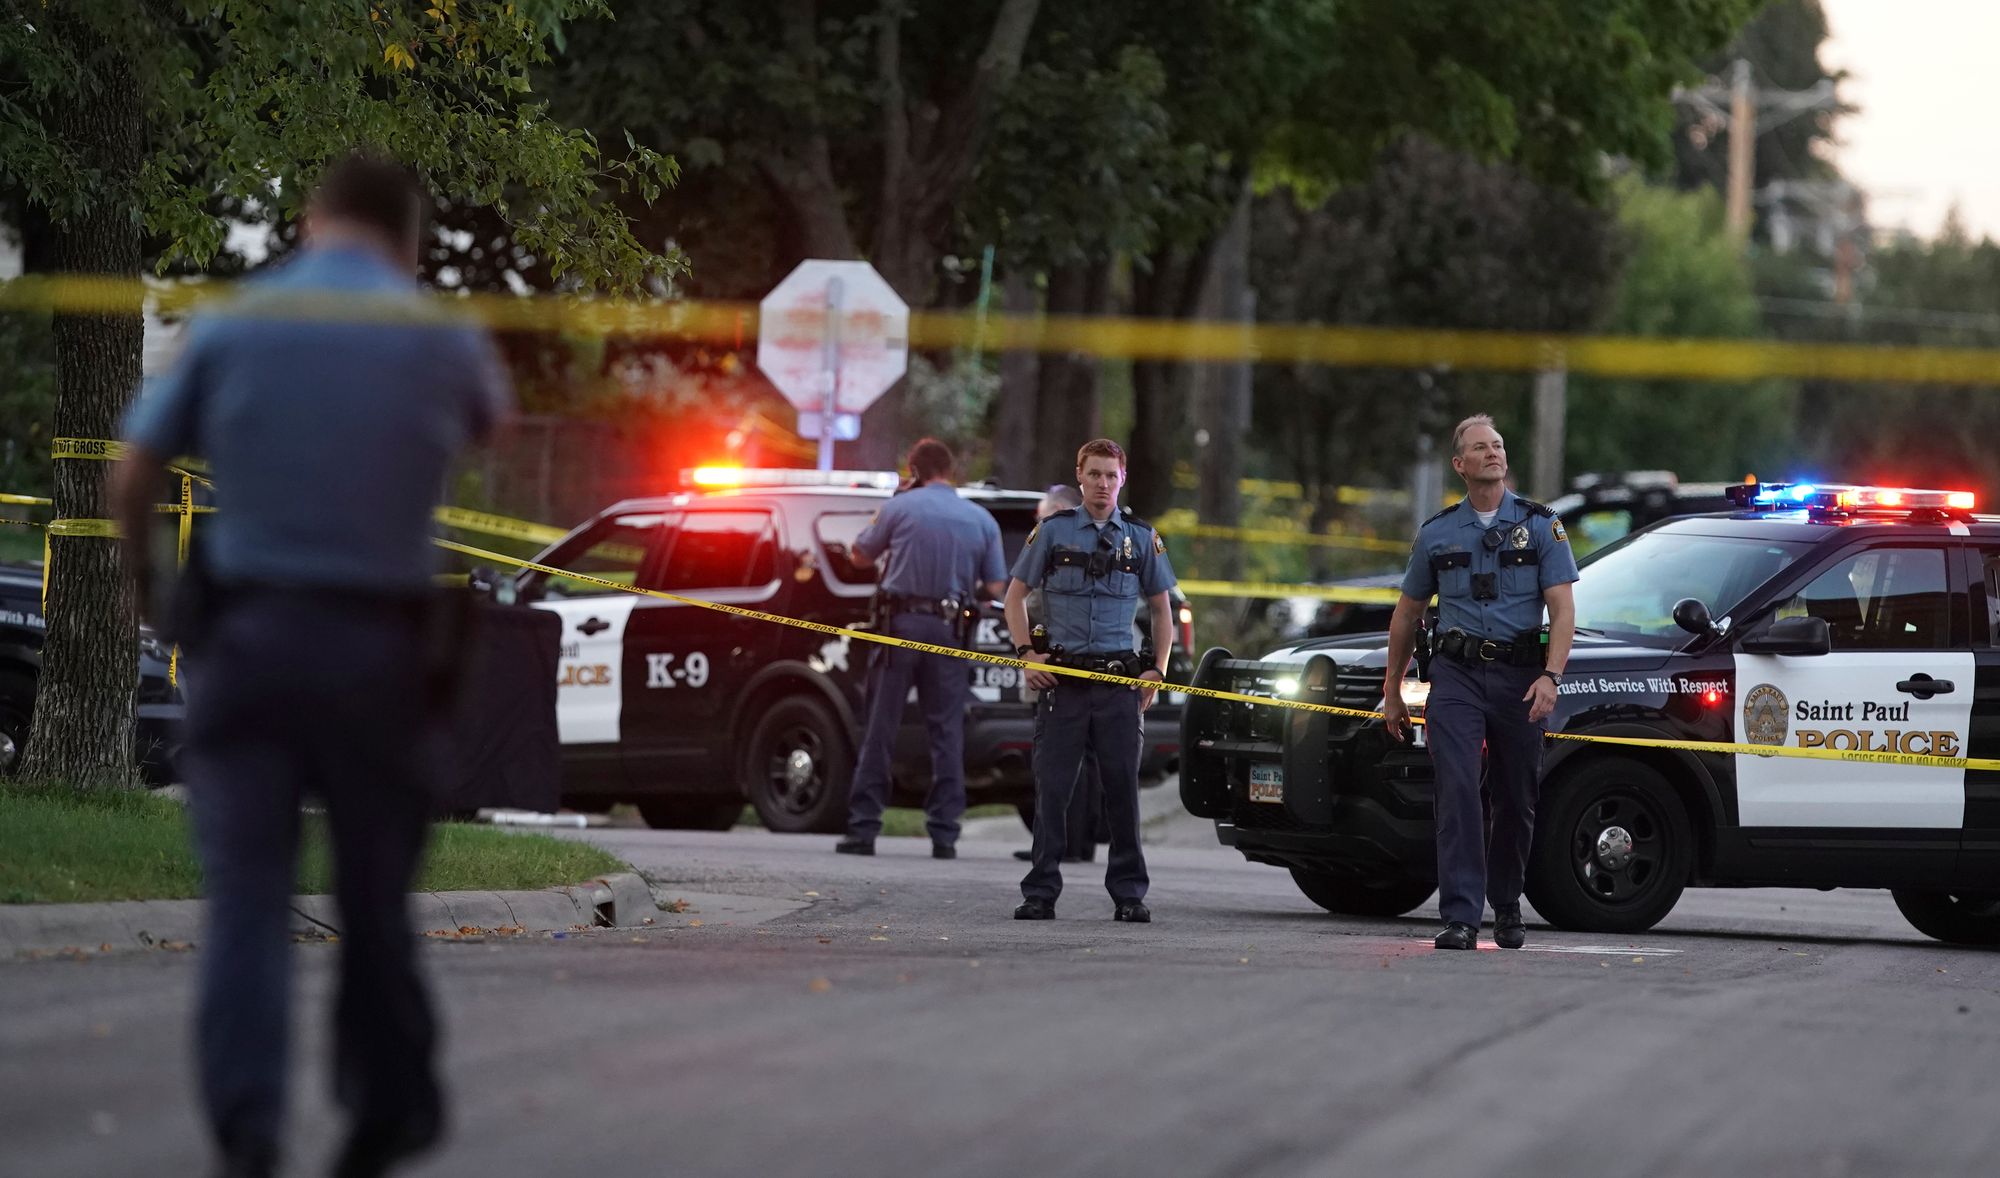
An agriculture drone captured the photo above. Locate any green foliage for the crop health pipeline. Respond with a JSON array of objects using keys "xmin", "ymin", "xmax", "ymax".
[
  {"xmin": 0, "ymin": 0, "xmax": 677, "ymax": 292},
  {"xmin": 1566, "ymin": 177, "xmax": 1794, "ymax": 480},
  {"xmin": 0, "ymin": 779, "xmax": 627, "ymax": 904},
  {"xmin": 0, "ymin": 302, "xmax": 55, "ymax": 500}
]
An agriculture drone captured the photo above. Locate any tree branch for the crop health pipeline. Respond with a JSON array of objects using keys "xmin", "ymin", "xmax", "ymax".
[{"xmin": 875, "ymin": 1, "xmax": 909, "ymax": 264}]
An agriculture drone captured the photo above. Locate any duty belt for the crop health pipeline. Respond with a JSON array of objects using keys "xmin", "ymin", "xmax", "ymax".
[
  {"xmin": 880, "ymin": 593, "xmax": 964, "ymax": 619},
  {"xmin": 1435, "ymin": 629, "xmax": 1542, "ymax": 668},
  {"xmin": 1050, "ymin": 650, "xmax": 1144, "ymax": 675}
]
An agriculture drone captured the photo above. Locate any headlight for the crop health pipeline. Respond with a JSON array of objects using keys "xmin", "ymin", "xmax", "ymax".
[
  {"xmin": 1387, "ymin": 677, "xmax": 1430, "ymax": 715},
  {"xmin": 1273, "ymin": 676, "xmax": 1301, "ymax": 697}
]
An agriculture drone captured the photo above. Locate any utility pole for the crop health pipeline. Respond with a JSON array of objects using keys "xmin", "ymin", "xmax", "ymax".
[
  {"xmin": 1726, "ymin": 59, "xmax": 1755, "ymax": 241},
  {"xmin": 1677, "ymin": 60, "xmax": 1838, "ymax": 249}
]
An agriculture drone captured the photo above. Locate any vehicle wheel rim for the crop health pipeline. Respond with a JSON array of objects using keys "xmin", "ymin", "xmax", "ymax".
[
  {"xmin": 0, "ymin": 728, "xmax": 16, "ymax": 774},
  {"xmin": 1570, "ymin": 791, "xmax": 1665, "ymax": 906},
  {"xmin": 765, "ymin": 725, "xmax": 824, "ymax": 816}
]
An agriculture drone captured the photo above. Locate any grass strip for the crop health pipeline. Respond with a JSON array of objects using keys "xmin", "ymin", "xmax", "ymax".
[{"xmin": 0, "ymin": 780, "xmax": 626, "ymax": 905}]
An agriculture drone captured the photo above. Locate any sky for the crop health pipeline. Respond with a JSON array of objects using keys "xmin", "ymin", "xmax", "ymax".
[{"xmin": 1820, "ymin": 0, "xmax": 2000, "ymax": 241}]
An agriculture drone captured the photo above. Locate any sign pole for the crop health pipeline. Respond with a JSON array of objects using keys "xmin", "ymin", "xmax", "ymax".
[{"xmin": 817, "ymin": 277, "xmax": 845, "ymax": 471}]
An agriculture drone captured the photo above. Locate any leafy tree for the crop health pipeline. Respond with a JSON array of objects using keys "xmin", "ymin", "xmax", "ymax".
[
  {"xmin": 1248, "ymin": 137, "xmax": 1620, "ymax": 575},
  {"xmin": 0, "ymin": 0, "xmax": 673, "ymax": 785},
  {"xmin": 1565, "ymin": 177, "xmax": 1794, "ymax": 480}
]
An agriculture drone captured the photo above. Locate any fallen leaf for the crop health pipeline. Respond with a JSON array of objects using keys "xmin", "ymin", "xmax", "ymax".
[
  {"xmin": 808, "ymin": 977, "xmax": 833, "ymax": 993},
  {"xmin": 817, "ymin": 937, "xmax": 833, "ymax": 944},
  {"xmin": 687, "ymin": 919, "xmax": 703, "ymax": 928},
  {"xmin": 803, "ymin": 891, "xmax": 821, "ymax": 898},
  {"xmin": 939, "ymin": 936, "xmax": 950, "ymax": 941},
  {"xmin": 641, "ymin": 917, "xmax": 656, "ymax": 926},
  {"xmin": 1938, "ymin": 968, "xmax": 1948, "ymax": 974},
  {"xmin": 665, "ymin": 899, "xmax": 690, "ymax": 914},
  {"xmin": 1239, "ymin": 957, "xmax": 1250, "ymax": 964},
  {"xmin": 869, "ymin": 936, "xmax": 888, "ymax": 942},
  {"xmin": 1632, "ymin": 957, "xmax": 1645, "ymax": 964}
]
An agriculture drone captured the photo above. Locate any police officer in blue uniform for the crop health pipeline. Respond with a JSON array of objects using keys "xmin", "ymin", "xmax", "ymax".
[
  {"xmin": 1382, "ymin": 414, "xmax": 1577, "ymax": 951},
  {"xmin": 1005, "ymin": 439, "xmax": 1177, "ymax": 922},
  {"xmin": 837, "ymin": 439, "xmax": 1007, "ymax": 858},
  {"xmin": 113, "ymin": 155, "xmax": 510, "ymax": 1178}
]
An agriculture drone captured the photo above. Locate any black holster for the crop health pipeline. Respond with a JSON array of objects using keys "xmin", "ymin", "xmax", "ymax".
[{"xmin": 1414, "ymin": 622, "xmax": 1434, "ymax": 683}]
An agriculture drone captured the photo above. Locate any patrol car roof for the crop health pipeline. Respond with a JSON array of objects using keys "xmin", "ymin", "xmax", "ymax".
[
  {"xmin": 1649, "ymin": 510, "xmax": 2000, "ymax": 541},
  {"xmin": 589, "ymin": 484, "xmax": 1047, "ymax": 517}
]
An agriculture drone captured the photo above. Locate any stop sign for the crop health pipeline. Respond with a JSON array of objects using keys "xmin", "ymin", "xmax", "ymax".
[{"xmin": 756, "ymin": 260, "xmax": 910, "ymax": 417}]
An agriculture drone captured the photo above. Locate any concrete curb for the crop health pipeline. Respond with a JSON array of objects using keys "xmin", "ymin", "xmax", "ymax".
[{"xmin": 2, "ymin": 871, "xmax": 662, "ymax": 958}]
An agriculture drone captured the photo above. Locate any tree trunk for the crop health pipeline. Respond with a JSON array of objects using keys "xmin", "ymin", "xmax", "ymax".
[
  {"xmin": 1126, "ymin": 237, "xmax": 1218, "ymax": 519},
  {"xmin": 991, "ymin": 270, "xmax": 1041, "ymax": 487},
  {"xmin": 1195, "ymin": 187, "xmax": 1253, "ymax": 580},
  {"xmin": 18, "ymin": 37, "xmax": 143, "ymax": 786},
  {"xmin": 1033, "ymin": 260, "xmax": 1109, "ymax": 487}
]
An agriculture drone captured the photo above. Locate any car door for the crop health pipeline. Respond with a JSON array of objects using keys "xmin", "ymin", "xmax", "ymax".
[
  {"xmin": 1732, "ymin": 542, "xmax": 1967, "ymax": 880},
  {"xmin": 523, "ymin": 511, "xmax": 673, "ymax": 755},
  {"xmin": 1957, "ymin": 543, "xmax": 2000, "ymax": 886},
  {"xmin": 620, "ymin": 508, "xmax": 784, "ymax": 776}
]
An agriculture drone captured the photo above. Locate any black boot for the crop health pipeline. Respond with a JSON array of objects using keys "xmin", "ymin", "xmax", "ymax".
[{"xmin": 1494, "ymin": 902, "xmax": 1527, "ymax": 950}]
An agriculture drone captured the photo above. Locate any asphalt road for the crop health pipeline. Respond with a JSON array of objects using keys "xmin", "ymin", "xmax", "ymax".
[{"xmin": 5, "ymin": 799, "xmax": 1998, "ymax": 1178}]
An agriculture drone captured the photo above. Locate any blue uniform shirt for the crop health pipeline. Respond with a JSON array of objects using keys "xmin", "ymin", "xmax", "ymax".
[
  {"xmin": 853, "ymin": 482, "xmax": 1006, "ymax": 601},
  {"xmin": 123, "ymin": 245, "xmax": 511, "ymax": 592},
  {"xmin": 1010, "ymin": 506, "xmax": 1176, "ymax": 653},
  {"xmin": 1400, "ymin": 488, "xmax": 1579, "ymax": 638}
]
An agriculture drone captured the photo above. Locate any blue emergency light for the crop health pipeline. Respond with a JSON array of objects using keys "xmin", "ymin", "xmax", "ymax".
[{"xmin": 1727, "ymin": 481, "xmax": 1976, "ymax": 515}]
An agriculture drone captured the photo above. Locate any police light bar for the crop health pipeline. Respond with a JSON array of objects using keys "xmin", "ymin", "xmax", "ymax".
[
  {"xmin": 684, "ymin": 465, "xmax": 902, "ymax": 490},
  {"xmin": 1727, "ymin": 481, "xmax": 1976, "ymax": 514}
]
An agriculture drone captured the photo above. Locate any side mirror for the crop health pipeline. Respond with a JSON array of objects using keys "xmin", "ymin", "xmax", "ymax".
[
  {"xmin": 1739, "ymin": 615, "xmax": 1831, "ymax": 657},
  {"xmin": 1671, "ymin": 597, "xmax": 1715, "ymax": 637}
]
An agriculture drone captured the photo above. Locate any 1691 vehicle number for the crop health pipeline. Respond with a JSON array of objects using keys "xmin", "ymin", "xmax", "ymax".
[{"xmin": 972, "ymin": 665, "xmax": 1023, "ymax": 690}]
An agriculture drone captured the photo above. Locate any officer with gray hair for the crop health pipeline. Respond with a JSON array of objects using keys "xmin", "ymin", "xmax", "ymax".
[{"xmin": 1381, "ymin": 414, "xmax": 1577, "ymax": 952}]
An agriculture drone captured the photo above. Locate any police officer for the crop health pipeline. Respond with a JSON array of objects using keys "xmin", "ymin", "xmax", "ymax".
[
  {"xmin": 836, "ymin": 438, "xmax": 1007, "ymax": 858},
  {"xmin": 1005, "ymin": 438, "xmax": 1176, "ymax": 922},
  {"xmin": 1011, "ymin": 483, "xmax": 1104, "ymax": 865},
  {"xmin": 1382, "ymin": 414, "xmax": 1577, "ymax": 951},
  {"xmin": 112, "ymin": 154, "xmax": 509, "ymax": 1177}
]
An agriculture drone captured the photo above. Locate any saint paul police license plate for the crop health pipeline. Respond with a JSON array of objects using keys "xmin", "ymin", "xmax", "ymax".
[{"xmin": 1248, "ymin": 763, "xmax": 1284, "ymax": 803}]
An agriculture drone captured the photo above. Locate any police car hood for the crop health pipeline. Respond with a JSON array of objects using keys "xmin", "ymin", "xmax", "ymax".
[{"xmin": 1251, "ymin": 630, "xmax": 1673, "ymax": 674}]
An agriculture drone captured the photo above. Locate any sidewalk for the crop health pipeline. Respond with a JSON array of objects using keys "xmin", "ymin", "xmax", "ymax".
[{"xmin": 0, "ymin": 871, "xmax": 659, "ymax": 957}]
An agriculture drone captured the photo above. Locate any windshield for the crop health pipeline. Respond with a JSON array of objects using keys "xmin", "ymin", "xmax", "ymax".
[{"xmin": 1571, "ymin": 528, "xmax": 1813, "ymax": 645}]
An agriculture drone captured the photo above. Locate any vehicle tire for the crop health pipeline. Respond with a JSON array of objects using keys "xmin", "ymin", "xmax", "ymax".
[
  {"xmin": 1891, "ymin": 890, "xmax": 2000, "ymax": 946},
  {"xmin": 743, "ymin": 696, "xmax": 853, "ymax": 834},
  {"xmin": 1526, "ymin": 756, "xmax": 1692, "ymax": 934},
  {"xmin": 1289, "ymin": 869, "xmax": 1435, "ymax": 918},
  {"xmin": 0, "ymin": 669, "xmax": 33, "ymax": 777},
  {"xmin": 637, "ymin": 799, "xmax": 743, "ymax": 831}
]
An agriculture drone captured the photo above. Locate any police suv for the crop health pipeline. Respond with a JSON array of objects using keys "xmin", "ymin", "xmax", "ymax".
[
  {"xmin": 0, "ymin": 562, "xmax": 181, "ymax": 782},
  {"xmin": 1181, "ymin": 482, "xmax": 2000, "ymax": 945},
  {"xmin": 513, "ymin": 471, "xmax": 1193, "ymax": 833}
]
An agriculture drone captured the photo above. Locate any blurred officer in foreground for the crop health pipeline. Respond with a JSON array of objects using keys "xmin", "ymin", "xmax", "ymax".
[
  {"xmin": 112, "ymin": 152, "xmax": 510, "ymax": 1178},
  {"xmin": 1381, "ymin": 414, "xmax": 1576, "ymax": 952},
  {"xmin": 1012, "ymin": 483, "xmax": 1104, "ymax": 865},
  {"xmin": 837, "ymin": 438, "xmax": 1007, "ymax": 858},
  {"xmin": 1005, "ymin": 439, "xmax": 1176, "ymax": 921}
]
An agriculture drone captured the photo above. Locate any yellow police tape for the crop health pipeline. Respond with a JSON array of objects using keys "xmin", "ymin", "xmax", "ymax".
[
  {"xmin": 10, "ymin": 274, "xmax": 2000, "ymax": 385},
  {"xmin": 432, "ymin": 505, "xmax": 568, "ymax": 547},
  {"xmin": 1156, "ymin": 521, "xmax": 1407, "ymax": 555},
  {"xmin": 50, "ymin": 436, "xmax": 127, "ymax": 461},
  {"xmin": 435, "ymin": 536, "xmax": 2000, "ymax": 773}
]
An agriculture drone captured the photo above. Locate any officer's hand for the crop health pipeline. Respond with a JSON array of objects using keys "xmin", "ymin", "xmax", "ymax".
[
  {"xmin": 1137, "ymin": 668, "xmax": 1164, "ymax": 712},
  {"xmin": 1381, "ymin": 687, "xmax": 1413, "ymax": 743},
  {"xmin": 1024, "ymin": 652, "xmax": 1058, "ymax": 691},
  {"xmin": 1524, "ymin": 675, "xmax": 1558, "ymax": 723}
]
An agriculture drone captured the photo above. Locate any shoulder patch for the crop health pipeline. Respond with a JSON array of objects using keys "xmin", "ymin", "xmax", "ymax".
[
  {"xmin": 1515, "ymin": 497, "xmax": 1555, "ymax": 518},
  {"xmin": 1153, "ymin": 532, "xmax": 1167, "ymax": 555},
  {"xmin": 1551, "ymin": 517, "xmax": 1568, "ymax": 545},
  {"xmin": 1421, "ymin": 503, "xmax": 1457, "ymax": 527},
  {"xmin": 1025, "ymin": 521, "xmax": 1041, "ymax": 546}
]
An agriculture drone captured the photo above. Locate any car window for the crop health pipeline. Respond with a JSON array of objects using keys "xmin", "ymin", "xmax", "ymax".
[
  {"xmin": 528, "ymin": 513, "xmax": 666, "ymax": 600},
  {"xmin": 1568, "ymin": 509, "xmax": 1633, "ymax": 559},
  {"xmin": 813, "ymin": 511, "xmax": 878, "ymax": 584},
  {"xmin": 659, "ymin": 510, "xmax": 778, "ymax": 592},
  {"xmin": 1572, "ymin": 530, "xmax": 1812, "ymax": 645},
  {"xmin": 1775, "ymin": 547, "xmax": 1950, "ymax": 651},
  {"xmin": 1980, "ymin": 551, "xmax": 2000, "ymax": 645}
]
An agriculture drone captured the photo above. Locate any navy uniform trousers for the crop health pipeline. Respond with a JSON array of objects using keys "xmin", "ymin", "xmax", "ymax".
[
  {"xmin": 183, "ymin": 589, "xmax": 442, "ymax": 1158},
  {"xmin": 1022, "ymin": 679, "xmax": 1147, "ymax": 905},
  {"xmin": 846, "ymin": 613, "xmax": 968, "ymax": 846},
  {"xmin": 1425, "ymin": 657, "xmax": 1545, "ymax": 927}
]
